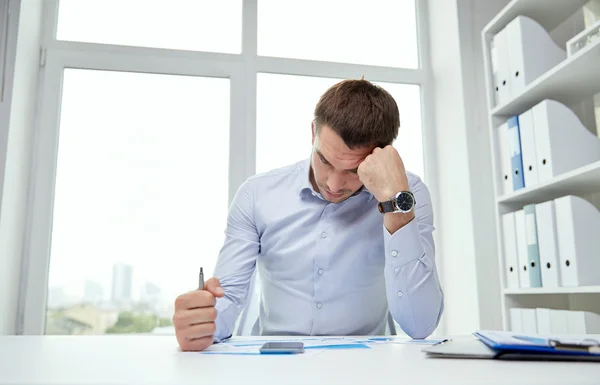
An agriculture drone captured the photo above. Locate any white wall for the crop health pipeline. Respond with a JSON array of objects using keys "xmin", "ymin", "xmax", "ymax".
[
  {"xmin": 426, "ymin": 0, "xmax": 510, "ymax": 335},
  {"xmin": 0, "ymin": 0, "xmax": 43, "ymax": 335},
  {"xmin": 426, "ymin": 0, "xmax": 479, "ymax": 335},
  {"xmin": 456, "ymin": 0, "xmax": 511, "ymax": 331}
]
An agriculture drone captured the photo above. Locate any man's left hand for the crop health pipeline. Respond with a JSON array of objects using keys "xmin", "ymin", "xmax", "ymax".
[{"xmin": 357, "ymin": 145, "xmax": 409, "ymax": 203}]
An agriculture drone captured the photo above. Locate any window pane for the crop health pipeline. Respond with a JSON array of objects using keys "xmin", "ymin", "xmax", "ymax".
[
  {"xmin": 256, "ymin": 73, "xmax": 424, "ymax": 181},
  {"xmin": 45, "ymin": 69, "xmax": 230, "ymax": 335},
  {"xmin": 56, "ymin": 0, "xmax": 242, "ymax": 53},
  {"xmin": 258, "ymin": 0, "xmax": 419, "ymax": 68}
]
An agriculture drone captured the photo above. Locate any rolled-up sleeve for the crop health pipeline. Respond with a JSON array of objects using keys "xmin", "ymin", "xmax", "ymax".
[
  {"xmin": 212, "ymin": 180, "xmax": 260, "ymax": 342},
  {"xmin": 383, "ymin": 176, "xmax": 444, "ymax": 339}
]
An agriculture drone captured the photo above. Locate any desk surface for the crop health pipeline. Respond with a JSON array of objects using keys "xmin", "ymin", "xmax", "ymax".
[{"xmin": 1, "ymin": 335, "xmax": 599, "ymax": 385}]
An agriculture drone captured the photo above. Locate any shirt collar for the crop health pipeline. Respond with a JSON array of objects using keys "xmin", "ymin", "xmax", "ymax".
[{"xmin": 298, "ymin": 158, "xmax": 374, "ymax": 202}]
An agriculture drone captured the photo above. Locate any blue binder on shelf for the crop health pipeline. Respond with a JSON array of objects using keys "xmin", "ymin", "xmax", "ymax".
[{"xmin": 507, "ymin": 116, "xmax": 525, "ymax": 190}]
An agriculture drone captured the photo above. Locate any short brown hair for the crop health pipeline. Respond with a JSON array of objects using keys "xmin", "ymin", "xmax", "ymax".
[{"xmin": 314, "ymin": 79, "xmax": 400, "ymax": 148}]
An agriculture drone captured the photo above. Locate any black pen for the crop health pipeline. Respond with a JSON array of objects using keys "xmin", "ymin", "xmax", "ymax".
[{"xmin": 198, "ymin": 267, "xmax": 204, "ymax": 290}]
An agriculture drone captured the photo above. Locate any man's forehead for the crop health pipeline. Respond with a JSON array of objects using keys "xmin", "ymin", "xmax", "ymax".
[
  {"xmin": 316, "ymin": 148, "xmax": 369, "ymax": 173},
  {"xmin": 317, "ymin": 139, "xmax": 372, "ymax": 163}
]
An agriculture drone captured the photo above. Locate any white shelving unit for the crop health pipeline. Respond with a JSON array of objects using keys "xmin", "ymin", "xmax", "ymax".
[
  {"xmin": 497, "ymin": 160, "xmax": 600, "ymax": 206},
  {"xmin": 504, "ymin": 286, "xmax": 600, "ymax": 295},
  {"xmin": 482, "ymin": 0, "xmax": 600, "ymax": 331}
]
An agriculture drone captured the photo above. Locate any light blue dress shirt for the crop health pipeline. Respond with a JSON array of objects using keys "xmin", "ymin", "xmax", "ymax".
[{"xmin": 213, "ymin": 158, "xmax": 444, "ymax": 340}]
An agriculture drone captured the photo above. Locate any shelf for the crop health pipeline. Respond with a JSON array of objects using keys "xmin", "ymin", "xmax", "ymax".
[
  {"xmin": 497, "ymin": 160, "xmax": 600, "ymax": 205},
  {"xmin": 483, "ymin": 0, "xmax": 589, "ymax": 35},
  {"xmin": 504, "ymin": 286, "xmax": 600, "ymax": 295},
  {"xmin": 485, "ymin": 0, "xmax": 600, "ymax": 333},
  {"xmin": 490, "ymin": 40, "xmax": 600, "ymax": 117}
]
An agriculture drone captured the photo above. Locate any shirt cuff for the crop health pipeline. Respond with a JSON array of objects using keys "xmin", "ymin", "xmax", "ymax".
[
  {"xmin": 213, "ymin": 297, "xmax": 235, "ymax": 343},
  {"xmin": 383, "ymin": 218, "xmax": 425, "ymax": 266},
  {"xmin": 212, "ymin": 334, "xmax": 232, "ymax": 344}
]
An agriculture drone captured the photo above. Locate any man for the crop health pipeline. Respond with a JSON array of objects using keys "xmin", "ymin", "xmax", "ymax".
[{"xmin": 173, "ymin": 79, "xmax": 444, "ymax": 351}]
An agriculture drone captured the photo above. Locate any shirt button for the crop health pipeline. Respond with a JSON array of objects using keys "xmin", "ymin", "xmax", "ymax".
[
  {"xmin": 391, "ymin": 250, "xmax": 398, "ymax": 257},
  {"xmin": 316, "ymin": 302, "xmax": 322, "ymax": 309},
  {"xmin": 397, "ymin": 291, "xmax": 403, "ymax": 298},
  {"xmin": 318, "ymin": 269, "xmax": 324, "ymax": 275},
  {"xmin": 394, "ymin": 267, "xmax": 400, "ymax": 273},
  {"xmin": 321, "ymin": 232, "xmax": 327, "ymax": 238}
]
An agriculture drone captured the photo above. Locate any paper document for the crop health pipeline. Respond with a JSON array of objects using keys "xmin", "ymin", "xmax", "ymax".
[
  {"xmin": 197, "ymin": 336, "xmax": 444, "ymax": 355},
  {"xmin": 198, "ymin": 337, "xmax": 373, "ymax": 355},
  {"xmin": 389, "ymin": 338, "xmax": 447, "ymax": 345},
  {"xmin": 199, "ymin": 343, "xmax": 323, "ymax": 356}
]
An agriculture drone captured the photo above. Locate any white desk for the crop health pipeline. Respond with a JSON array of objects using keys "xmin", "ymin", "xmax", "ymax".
[{"xmin": 0, "ymin": 335, "xmax": 598, "ymax": 385}]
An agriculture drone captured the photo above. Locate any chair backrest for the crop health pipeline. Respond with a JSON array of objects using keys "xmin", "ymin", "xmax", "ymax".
[
  {"xmin": 386, "ymin": 312, "xmax": 397, "ymax": 335},
  {"xmin": 234, "ymin": 269, "xmax": 398, "ymax": 336}
]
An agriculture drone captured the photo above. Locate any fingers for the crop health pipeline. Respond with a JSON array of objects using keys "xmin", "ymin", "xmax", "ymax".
[
  {"xmin": 204, "ymin": 277, "xmax": 225, "ymax": 298},
  {"xmin": 177, "ymin": 335, "xmax": 213, "ymax": 352},
  {"xmin": 183, "ymin": 322, "xmax": 217, "ymax": 340},
  {"xmin": 172, "ymin": 307, "xmax": 217, "ymax": 328},
  {"xmin": 174, "ymin": 290, "xmax": 216, "ymax": 311},
  {"xmin": 173, "ymin": 307, "xmax": 218, "ymax": 352}
]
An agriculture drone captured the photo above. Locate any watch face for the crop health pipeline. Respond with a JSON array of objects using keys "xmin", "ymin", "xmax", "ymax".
[{"xmin": 395, "ymin": 192, "xmax": 414, "ymax": 212}]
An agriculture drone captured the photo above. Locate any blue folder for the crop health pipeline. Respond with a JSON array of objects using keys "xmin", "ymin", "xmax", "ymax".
[
  {"xmin": 507, "ymin": 116, "xmax": 525, "ymax": 190},
  {"xmin": 473, "ymin": 330, "xmax": 600, "ymax": 361}
]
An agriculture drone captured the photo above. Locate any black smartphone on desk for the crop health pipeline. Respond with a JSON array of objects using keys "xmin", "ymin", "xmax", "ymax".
[{"xmin": 259, "ymin": 342, "xmax": 304, "ymax": 354}]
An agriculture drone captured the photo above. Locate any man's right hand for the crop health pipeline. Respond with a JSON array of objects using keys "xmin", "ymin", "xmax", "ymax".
[{"xmin": 173, "ymin": 277, "xmax": 225, "ymax": 351}]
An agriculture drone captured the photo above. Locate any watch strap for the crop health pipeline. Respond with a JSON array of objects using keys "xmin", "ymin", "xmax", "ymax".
[{"xmin": 378, "ymin": 200, "xmax": 395, "ymax": 214}]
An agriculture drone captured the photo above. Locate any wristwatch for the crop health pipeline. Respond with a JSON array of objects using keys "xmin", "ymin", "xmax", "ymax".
[{"xmin": 378, "ymin": 191, "xmax": 416, "ymax": 214}]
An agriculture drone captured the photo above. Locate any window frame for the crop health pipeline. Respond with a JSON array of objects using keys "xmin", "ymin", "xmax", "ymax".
[{"xmin": 18, "ymin": 0, "xmax": 438, "ymax": 334}]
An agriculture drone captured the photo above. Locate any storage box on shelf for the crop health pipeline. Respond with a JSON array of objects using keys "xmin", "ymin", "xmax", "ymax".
[
  {"xmin": 482, "ymin": 0, "xmax": 600, "ymax": 333},
  {"xmin": 566, "ymin": 19, "xmax": 600, "ymax": 56}
]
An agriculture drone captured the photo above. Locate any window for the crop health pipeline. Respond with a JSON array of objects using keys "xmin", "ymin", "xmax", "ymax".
[
  {"xmin": 56, "ymin": 0, "xmax": 243, "ymax": 53},
  {"xmin": 258, "ymin": 0, "xmax": 419, "ymax": 68},
  {"xmin": 44, "ymin": 69, "xmax": 229, "ymax": 335},
  {"xmin": 21, "ymin": 0, "xmax": 432, "ymax": 336},
  {"xmin": 256, "ymin": 73, "xmax": 424, "ymax": 180}
]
